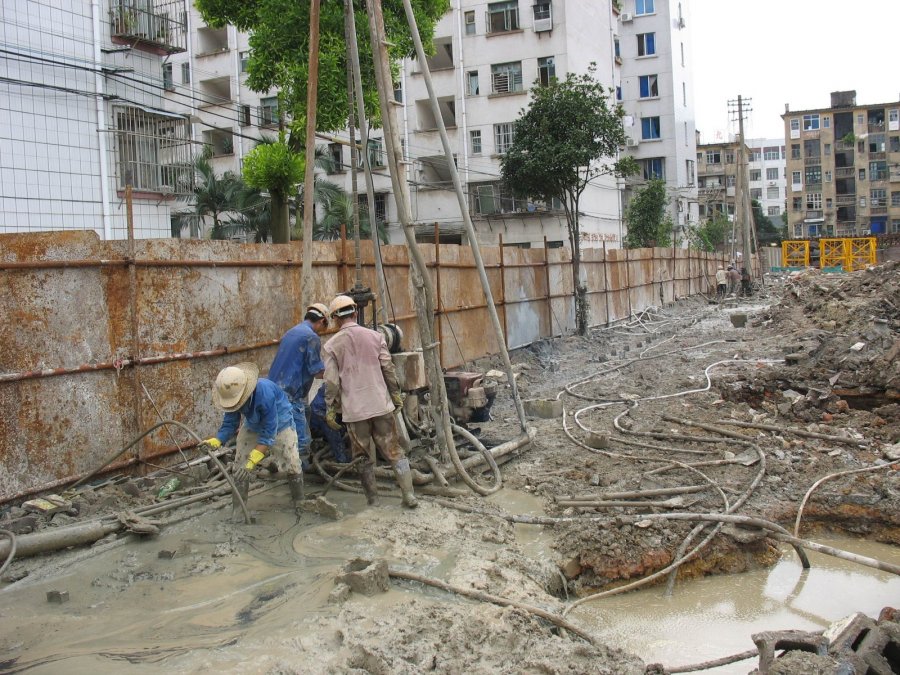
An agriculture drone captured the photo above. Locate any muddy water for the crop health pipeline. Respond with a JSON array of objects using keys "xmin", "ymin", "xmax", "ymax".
[{"xmin": 570, "ymin": 537, "xmax": 900, "ymax": 673}]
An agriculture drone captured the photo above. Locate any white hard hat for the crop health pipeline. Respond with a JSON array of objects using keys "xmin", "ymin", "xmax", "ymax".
[
  {"xmin": 307, "ymin": 303, "xmax": 329, "ymax": 323},
  {"xmin": 329, "ymin": 295, "xmax": 357, "ymax": 318}
]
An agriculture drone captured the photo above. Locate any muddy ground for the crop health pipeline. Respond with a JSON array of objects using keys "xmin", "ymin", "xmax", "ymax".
[{"xmin": 1, "ymin": 263, "xmax": 898, "ymax": 674}]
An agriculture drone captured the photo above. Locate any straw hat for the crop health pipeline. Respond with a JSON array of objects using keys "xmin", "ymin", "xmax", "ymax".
[{"xmin": 212, "ymin": 362, "xmax": 259, "ymax": 412}]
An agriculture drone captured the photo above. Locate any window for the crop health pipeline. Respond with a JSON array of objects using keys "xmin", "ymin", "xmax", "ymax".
[
  {"xmin": 616, "ymin": 85, "xmax": 622, "ymax": 101},
  {"xmin": 857, "ymin": 113, "xmax": 864, "ymax": 126},
  {"xmin": 181, "ymin": 62, "xmax": 190, "ymax": 84},
  {"xmin": 859, "ymin": 168, "xmax": 866, "ymax": 181},
  {"xmin": 393, "ymin": 80, "xmax": 403, "ymax": 103},
  {"xmin": 825, "ymin": 170, "xmax": 832, "ymax": 182},
  {"xmin": 748, "ymin": 188, "xmax": 760, "ymax": 200},
  {"xmin": 491, "ymin": 61, "xmax": 523, "ymax": 93},
  {"xmin": 791, "ymin": 144, "xmax": 800, "ymax": 159},
  {"xmin": 764, "ymin": 147, "xmax": 779, "ymax": 161},
  {"xmin": 805, "ymin": 165, "xmax": 822, "ymax": 184},
  {"xmin": 705, "ymin": 149, "xmax": 721, "ymax": 164},
  {"xmin": 464, "ymin": 10, "xmax": 476, "ymax": 34},
  {"xmin": 892, "ymin": 220, "xmax": 900, "ymax": 234},
  {"xmin": 641, "ymin": 157, "xmax": 665, "ymax": 180},
  {"xmin": 162, "ymin": 63, "xmax": 174, "ymax": 91},
  {"xmin": 471, "ymin": 181, "xmax": 527, "ymax": 215},
  {"xmin": 871, "ymin": 188, "xmax": 886, "ymax": 206},
  {"xmin": 792, "ymin": 197, "xmax": 802, "ymax": 211},
  {"xmin": 467, "ymin": 70, "xmax": 479, "ymax": 96},
  {"xmin": 686, "ymin": 159, "xmax": 695, "ymax": 185},
  {"xmin": 494, "ymin": 122, "xmax": 515, "ymax": 154},
  {"xmin": 726, "ymin": 175, "xmax": 735, "ymax": 187},
  {"xmin": 488, "ymin": 1, "xmax": 519, "ymax": 33},
  {"xmin": 803, "ymin": 114, "xmax": 820, "ymax": 131},
  {"xmin": 859, "ymin": 197, "xmax": 867, "ymax": 208},
  {"xmin": 790, "ymin": 119, "xmax": 800, "ymax": 133},
  {"xmin": 766, "ymin": 167, "xmax": 779, "ymax": 180},
  {"xmin": 637, "ymin": 32, "xmax": 656, "ymax": 56},
  {"xmin": 641, "ymin": 116, "xmax": 660, "ymax": 140},
  {"xmin": 327, "ymin": 143, "xmax": 343, "ymax": 173},
  {"xmin": 767, "ymin": 186, "xmax": 780, "ymax": 199},
  {"xmin": 892, "ymin": 191, "xmax": 900, "ymax": 207},
  {"xmin": 823, "ymin": 116, "xmax": 830, "ymax": 128},
  {"xmin": 767, "ymin": 206, "xmax": 780, "ymax": 216},
  {"xmin": 725, "ymin": 151, "xmax": 735, "ymax": 164},
  {"xmin": 806, "ymin": 193, "xmax": 822, "ymax": 209},
  {"xmin": 749, "ymin": 149, "xmax": 761, "ymax": 162},
  {"xmin": 635, "ymin": 0, "xmax": 655, "ymax": 15},
  {"xmin": 240, "ymin": 104, "xmax": 252, "ymax": 127},
  {"xmin": 367, "ymin": 138, "xmax": 385, "ymax": 168},
  {"xmin": 259, "ymin": 97, "xmax": 279, "ymax": 126},
  {"xmin": 781, "ymin": 146, "xmax": 786, "ymax": 159},
  {"xmin": 470, "ymin": 129, "xmax": 482, "ymax": 155},
  {"xmin": 239, "ymin": 51, "xmax": 250, "ymax": 73},
  {"xmin": 750, "ymin": 169, "xmax": 761, "ymax": 181},
  {"xmin": 533, "ymin": 2, "xmax": 551, "ymax": 22},
  {"xmin": 791, "ymin": 171, "xmax": 801, "ymax": 185},
  {"xmin": 892, "ymin": 136, "xmax": 900, "ymax": 152},
  {"xmin": 538, "ymin": 56, "xmax": 556, "ymax": 87},
  {"xmin": 639, "ymin": 74, "xmax": 658, "ymax": 98},
  {"xmin": 824, "ymin": 143, "xmax": 831, "ymax": 156},
  {"xmin": 114, "ymin": 106, "xmax": 192, "ymax": 194},
  {"xmin": 358, "ymin": 193, "xmax": 387, "ymax": 225},
  {"xmin": 826, "ymin": 198, "xmax": 832, "ymax": 208},
  {"xmin": 870, "ymin": 160, "xmax": 887, "ymax": 180}
]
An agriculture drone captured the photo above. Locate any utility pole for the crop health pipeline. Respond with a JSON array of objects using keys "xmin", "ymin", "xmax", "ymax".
[
  {"xmin": 728, "ymin": 95, "xmax": 756, "ymax": 276},
  {"xmin": 299, "ymin": 0, "xmax": 321, "ymax": 308}
]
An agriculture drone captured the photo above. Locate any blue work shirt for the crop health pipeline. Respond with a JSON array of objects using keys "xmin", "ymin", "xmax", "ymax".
[
  {"xmin": 215, "ymin": 378, "xmax": 293, "ymax": 447},
  {"xmin": 268, "ymin": 320, "xmax": 325, "ymax": 402}
]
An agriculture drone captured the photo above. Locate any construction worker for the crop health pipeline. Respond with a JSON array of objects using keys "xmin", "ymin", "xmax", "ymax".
[
  {"xmin": 740, "ymin": 267, "xmax": 752, "ymax": 297},
  {"xmin": 322, "ymin": 295, "xmax": 418, "ymax": 509},
  {"xmin": 715, "ymin": 266, "xmax": 727, "ymax": 300},
  {"xmin": 309, "ymin": 385, "xmax": 351, "ymax": 463},
  {"xmin": 727, "ymin": 265, "xmax": 741, "ymax": 295},
  {"xmin": 267, "ymin": 303, "xmax": 329, "ymax": 469},
  {"xmin": 204, "ymin": 362, "xmax": 305, "ymax": 517}
]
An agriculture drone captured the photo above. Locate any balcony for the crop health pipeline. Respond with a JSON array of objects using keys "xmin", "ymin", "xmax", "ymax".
[
  {"xmin": 804, "ymin": 210, "xmax": 824, "ymax": 221},
  {"xmin": 835, "ymin": 167, "xmax": 855, "ymax": 179},
  {"xmin": 836, "ymin": 194, "xmax": 856, "ymax": 205},
  {"xmin": 870, "ymin": 206, "xmax": 888, "ymax": 215},
  {"xmin": 870, "ymin": 151, "xmax": 887, "ymax": 161},
  {"xmin": 804, "ymin": 155, "xmax": 822, "ymax": 165},
  {"xmin": 891, "ymin": 170, "xmax": 900, "ymax": 182},
  {"xmin": 110, "ymin": 0, "xmax": 187, "ymax": 54}
]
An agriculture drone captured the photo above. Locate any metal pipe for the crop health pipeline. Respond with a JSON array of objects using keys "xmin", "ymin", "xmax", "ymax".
[
  {"xmin": 399, "ymin": 0, "xmax": 527, "ymax": 431},
  {"xmin": 0, "ymin": 258, "xmax": 332, "ymax": 270}
]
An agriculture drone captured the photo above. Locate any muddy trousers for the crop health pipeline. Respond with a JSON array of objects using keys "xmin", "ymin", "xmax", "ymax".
[{"xmin": 346, "ymin": 414, "xmax": 418, "ymax": 509}]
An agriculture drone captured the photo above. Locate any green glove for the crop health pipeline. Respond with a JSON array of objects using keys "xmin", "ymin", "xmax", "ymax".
[
  {"xmin": 325, "ymin": 408, "xmax": 342, "ymax": 431},
  {"xmin": 391, "ymin": 392, "xmax": 403, "ymax": 409},
  {"xmin": 204, "ymin": 437, "xmax": 222, "ymax": 449}
]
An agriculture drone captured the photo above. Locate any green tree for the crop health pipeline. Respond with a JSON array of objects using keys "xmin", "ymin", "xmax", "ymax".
[
  {"xmin": 500, "ymin": 66, "xmax": 638, "ymax": 335},
  {"xmin": 242, "ymin": 136, "xmax": 305, "ymax": 243},
  {"xmin": 195, "ymin": 0, "xmax": 449, "ymax": 134},
  {"xmin": 172, "ymin": 148, "xmax": 243, "ymax": 238},
  {"xmin": 624, "ymin": 179, "xmax": 673, "ymax": 248},
  {"xmin": 686, "ymin": 212, "xmax": 729, "ymax": 252},
  {"xmin": 752, "ymin": 198, "xmax": 783, "ymax": 247},
  {"xmin": 313, "ymin": 191, "xmax": 388, "ymax": 243}
]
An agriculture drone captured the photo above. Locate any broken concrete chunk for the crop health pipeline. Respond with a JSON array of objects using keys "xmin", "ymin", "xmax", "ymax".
[
  {"xmin": 335, "ymin": 558, "xmax": 389, "ymax": 596},
  {"xmin": 849, "ymin": 342, "xmax": 866, "ymax": 351},
  {"xmin": 523, "ymin": 398, "xmax": 563, "ymax": 419},
  {"xmin": 23, "ymin": 494, "xmax": 71, "ymax": 515},
  {"xmin": 298, "ymin": 496, "xmax": 343, "ymax": 520},
  {"xmin": 883, "ymin": 444, "xmax": 900, "ymax": 461},
  {"xmin": 46, "ymin": 590, "xmax": 70, "ymax": 604},
  {"xmin": 585, "ymin": 432, "xmax": 610, "ymax": 449}
]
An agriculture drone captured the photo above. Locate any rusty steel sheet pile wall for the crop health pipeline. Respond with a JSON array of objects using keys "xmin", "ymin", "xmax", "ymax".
[{"xmin": 0, "ymin": 231, "xmax": 726, "ymax": 500}]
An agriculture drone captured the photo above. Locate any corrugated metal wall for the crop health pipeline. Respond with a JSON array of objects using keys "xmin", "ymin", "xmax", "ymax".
[{"xmin": 0, "ymin": 230, "xmax": 727, "ymax": 500}]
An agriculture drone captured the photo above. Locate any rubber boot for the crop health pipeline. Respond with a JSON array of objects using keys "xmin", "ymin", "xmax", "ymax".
[
  {"xmin": 231, "ymin": 477, "xmax": 250, "ymax": 522},
  {"xmin": 288, "ymin": 473, "xmax": 305, "ymax": 513},
  {"xmin": 360, "ymin": 460, "xmax": 379, "ymax": 506},
  {"xmin": 393, "ymin": 458, "xmax": 418, "ymax": 509}
]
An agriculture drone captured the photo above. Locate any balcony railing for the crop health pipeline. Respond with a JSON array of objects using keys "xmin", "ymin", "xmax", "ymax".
[
  {"xmin": 110, "ymin": 0, "xmax": 187, "ymax": 53},
  {"xmin": 870, "ymin": 151, "xmax": 886, "ymax": 161},
  {"xmin": 835, "ymin": 167, "xmax": 855, "ymax": 178},
  {"xmin": 836, "ymin": 195, "xmax": 856, "ymax": 205},
  {"xmin": 870, "ymin": 206, "xmax": 888, "ymax": 215},
  {"xmin": 804, "ymin": 155, "xmax": 822, "ymax": 165},
  {"xmin": 804, "ymin": 210, "xmax": 824, "ymax": 220}
]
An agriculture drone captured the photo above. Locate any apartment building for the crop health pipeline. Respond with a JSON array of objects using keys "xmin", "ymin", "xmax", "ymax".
[
  {"xmin": 782, "ymin": 90, "xmax": 900, "ymax": 238},
  {"xmin": 0, "ymin": 0, "xmax": 192, "ymax": 238},
  {"xmin": 695, "ymin": 140, "xmax": 744, "ymax": 221},
  {"xmin": 746, "ymin": 138, "xmax": 786, "ymax": 223},
  {"xmin": 618, "ymin": 0, "xmax": 698, "ymax": 232}
]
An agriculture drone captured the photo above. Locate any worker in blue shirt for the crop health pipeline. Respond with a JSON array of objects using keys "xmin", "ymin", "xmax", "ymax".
[
  {"xmin": 203, "ymin": 362, "xmax": 304, "ymax": 517},
  {"xmin": 309, "ymin": 385, "xmax": 350, "ymax": 463},
  {"xmin": 267, "ymin": 303, "xmax": 329, "ymax": 470}
]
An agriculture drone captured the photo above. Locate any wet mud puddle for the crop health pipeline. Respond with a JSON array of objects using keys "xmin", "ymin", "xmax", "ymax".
[{"xmin": 572, "ymin": 537, "xmax": 900, "ymax": 673}]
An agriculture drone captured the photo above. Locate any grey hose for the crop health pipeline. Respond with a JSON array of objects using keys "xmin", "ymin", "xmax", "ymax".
[{"xmin": 0, "ymin": 529, "xmax": 16, "ymax": 578}]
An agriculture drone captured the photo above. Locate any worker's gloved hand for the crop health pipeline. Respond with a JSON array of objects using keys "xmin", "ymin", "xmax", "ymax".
[
  {"xmin": 325, "ymin": 408, "xmax": 342, "ymax": 431},
  {"xmin": 204, "ymin": 437, "xmax": 222, "ymax": 449},
  {"xmin": 232, "ymin": 465, "xmax": 250, "ymax": 483},
  {"xmin": 233, "ymin": 449, "xmax": 266, "ymax": 483},
  {"xmin": 391, "ymin": 392, "xmax": 404, "ymax": 409}
]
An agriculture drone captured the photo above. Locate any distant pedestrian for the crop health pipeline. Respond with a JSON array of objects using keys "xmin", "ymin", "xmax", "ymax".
[
  {"xmin": 715, "ymin": 266, "xmax": 727, "ymax": 300},
  {"xmin": 727, "ymin": 266, "xmax": 741, "ymax": 295},
  {"xmin": 741, "ymin": 267, "xmax": 752, "ymax": 297}
]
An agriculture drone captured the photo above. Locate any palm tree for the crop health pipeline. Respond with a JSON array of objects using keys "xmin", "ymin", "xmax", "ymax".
[
  {"xmin": 315, "ymin": 191, "xmax": 388, "ymax": 243},
  {"xmin": 172, "ymin": 148, "xmax": 243, "ymax": 238}
]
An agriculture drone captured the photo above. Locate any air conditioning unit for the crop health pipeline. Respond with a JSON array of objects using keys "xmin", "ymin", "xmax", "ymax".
[
  {"xmin": 625, "ymin": 136, "xmax": 639, "ymax": 147},
  {"xmin": 620, "ymin": 12, "xmax": 633, "ymax": 22}
]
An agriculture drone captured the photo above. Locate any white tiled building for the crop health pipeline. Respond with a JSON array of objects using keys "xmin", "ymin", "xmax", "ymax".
[
  {"xmin": 617, "ymin": 0, "xmax": 698, "ymax": 234},
  {"xmin": 0, "ymin": 0, "xmax": 192, "ymax": 238},
  {"xmin": 746, "ymin": 137, "xmax": 786, "ymax": 223}
]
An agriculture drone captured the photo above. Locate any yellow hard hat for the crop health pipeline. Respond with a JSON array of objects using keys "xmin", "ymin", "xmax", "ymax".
[{"xmin": 329, "ymin": 295, "xmax": 357, "ymax": 318}]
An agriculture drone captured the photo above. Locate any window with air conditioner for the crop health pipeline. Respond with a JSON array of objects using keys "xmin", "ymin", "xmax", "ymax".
[
  {"xmin": 532, "ymin": 2, "xmax": 552, "ymax": 31},
  {"xmin": 491, "ymin": 61, "xmax": 523, "ymax": 94},
  {"xmin": 637, "ymin": 32, "xmax": 656, "ymax": 56},
  {"xmin": 638, "ymin": 74, "xmax": 658, "ymax": 98},
  {"xmin": 487, "ymin": 0, "xmax": 519, "ymax": 33}
]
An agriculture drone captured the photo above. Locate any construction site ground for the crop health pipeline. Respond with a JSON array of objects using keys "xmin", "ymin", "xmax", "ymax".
[{"xmin": 1, "ymin": 263, "xmax": 899, "ymax": 674}]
